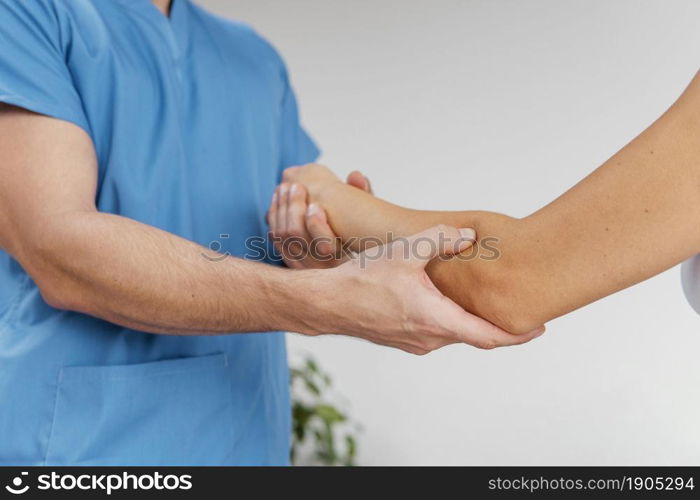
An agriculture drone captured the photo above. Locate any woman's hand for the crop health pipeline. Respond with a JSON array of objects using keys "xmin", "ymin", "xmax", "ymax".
[
  {"xmin": 267, "ymin": 167, "xmax": 371, "ymax": 269},
  {"xmin": 279, "ymin": 163, "xmax": 344, "ymax": 203}
]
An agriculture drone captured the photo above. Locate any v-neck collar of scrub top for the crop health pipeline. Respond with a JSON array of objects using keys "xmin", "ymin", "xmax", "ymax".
[{"xmin": 112, "ymin": 0, "xmax": 191, "ymax": 63}]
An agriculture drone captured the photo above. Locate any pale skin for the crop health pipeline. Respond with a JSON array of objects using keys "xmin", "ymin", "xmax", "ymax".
[
  {"xmin": 275, "ymin": 70, "xmax": 700, "ymax": 336},
  {"xmin": 152, "ymin": 0, "xmax": 171, "ymax": 15},
  {"xmin": 0, "ymin": 100, "xmax": 551, "ymax": 354},
  {"xmin": 268, "ymin": 173, "xmax": 371, "ymax": 269},
  {"xmin": 0, "ymin": 0, "xmax": 551, "ymax": 355}
]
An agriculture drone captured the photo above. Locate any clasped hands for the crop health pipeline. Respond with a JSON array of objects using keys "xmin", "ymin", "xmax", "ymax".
[{"xmin": 267, "ymin": 163, "xmax": 545, "ymax": 354}]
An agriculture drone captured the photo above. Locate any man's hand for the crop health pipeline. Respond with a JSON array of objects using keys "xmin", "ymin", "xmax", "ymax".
[
  {"xmin": 268, "ymin": 168, "xmax": 371, "ymax": 269},
  {"xmin": 318, "ymin": 224, "xmax": 545, "ymax": 354},
  {"xmin": 0, "ymin": 106, "xmax": 544, "ymax": 348}
]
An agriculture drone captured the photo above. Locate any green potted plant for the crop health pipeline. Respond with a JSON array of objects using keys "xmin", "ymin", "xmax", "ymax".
[{"xmin": 290, "ymin": 356, "xmax": 360, "ymax": 466}]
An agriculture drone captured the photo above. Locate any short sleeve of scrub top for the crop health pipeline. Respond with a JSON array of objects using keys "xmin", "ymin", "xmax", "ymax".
[
  {"xmin": 0, "ymin": 0, "xmax": 319, "ymax": 466},
  {"xmin": 0, "ymin": 0, "xmax": 91, "ymax": 135}
]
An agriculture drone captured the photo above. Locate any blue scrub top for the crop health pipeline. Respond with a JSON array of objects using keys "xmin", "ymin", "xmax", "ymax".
[{"xmin": 0, "ymin": 0, "xmax": 319, "ymax": 465}]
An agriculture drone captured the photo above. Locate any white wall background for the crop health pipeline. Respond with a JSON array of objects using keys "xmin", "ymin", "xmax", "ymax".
[{"xmin": 201, "ymin": 0, "xmax": 700, "ymax": 465}]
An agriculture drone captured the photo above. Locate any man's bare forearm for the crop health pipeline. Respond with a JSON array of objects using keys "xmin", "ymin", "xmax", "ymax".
[
  {"xmin": 20, "ymin": 210, "xmax": 331, "ymax": 335},
  {"xmin": 13, "ymin": 209, "xmax": 532, "ymax": 353},
  {"xmin": 0, "ymin": 105, "xmax": 332, "ymax": 336},
  {"xmin": 1, "ymin": 104, "xmax": 540, "ymax": 353}
]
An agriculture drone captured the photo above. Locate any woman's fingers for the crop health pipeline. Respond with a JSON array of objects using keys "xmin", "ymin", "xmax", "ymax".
[{"xmin": 346, "ymin": 170, "xmax": 372, "ymax": 194}]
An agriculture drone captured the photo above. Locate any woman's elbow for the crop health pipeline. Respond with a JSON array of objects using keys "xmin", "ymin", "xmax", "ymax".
[
  {"xmin": 484, "ymin": 299, "xmax": 548, "ymax": 335},
  {"xmin": 459, "ymin": 267, "xmax": 550, "ymax": 335}
]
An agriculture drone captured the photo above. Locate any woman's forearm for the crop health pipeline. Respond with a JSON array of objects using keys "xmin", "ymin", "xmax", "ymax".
[
  {"xmin": 313, "ymin": 180, "xmax": 500, "ymax": 247},
  {"xmin": 314, "ymin": 183, "xmax": 530, "ymax": 330},
  {"xmin": 306, "ymin": 70, "xmax": 700, "ymax": 333}
]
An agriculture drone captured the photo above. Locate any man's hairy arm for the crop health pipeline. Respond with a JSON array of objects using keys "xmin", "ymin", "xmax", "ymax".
[
  {"xmin": 1, "ymin": 105, "xmax": 537, "ymax": 355},
  {"xmin": 0, "ymin": 105, "xmax": 338, "ymax": 335},
  {"xmin": 287, "ymin": 71, "xmax": 700, "ymax": 334}
]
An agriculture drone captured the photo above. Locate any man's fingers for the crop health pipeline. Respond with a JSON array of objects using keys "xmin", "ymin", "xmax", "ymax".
[
  {"xmin": 286, "ymin": 184, "xmax": 310, "ymax": 240},
  {"xmin": 276, "ymin": 183, "xmax": 290, "ymax": 237},
  {"xmin": 435, "ymin": 297, "xmax": 545, "ymax": 349},
  {"xmin": 402, "ymin": 225, "xmax": 476, "ymax": 267},
  {"xmin": 268, "ymin": 188, "xmax": 279, "ymax": 234},
  {"xmin": 501, "ymin": 325, "xmax": 546, "ymax": 346},
  {"xmin": 346, "ymin": 170, "xmax": 372, "ymax": 193},
  {"xmin": 305, "ymin": 203, "xmax": 338, "ymax": 256}
]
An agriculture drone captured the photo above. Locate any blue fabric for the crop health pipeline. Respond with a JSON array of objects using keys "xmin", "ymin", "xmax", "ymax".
[{"xmin": 0, "ymin": 0, "xmax": 319, "ymax": 465}]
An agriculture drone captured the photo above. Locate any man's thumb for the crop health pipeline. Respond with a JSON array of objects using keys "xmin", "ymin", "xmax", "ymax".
[{"xmin": 403, "ymin": 225, "xmax": 476, "ymax": 265}]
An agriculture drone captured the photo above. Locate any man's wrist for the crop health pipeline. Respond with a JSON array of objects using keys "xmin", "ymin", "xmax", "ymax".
[{"xmin": 265, "ymin": 266, "xmax": 345, "ymax": 337}]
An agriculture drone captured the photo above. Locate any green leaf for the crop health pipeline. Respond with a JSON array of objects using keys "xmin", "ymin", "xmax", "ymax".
[
  {"xmin": 290, "ymin": 357, "xmax": 360, "ymax": 466},
  {"xmin": 306, "ymin": 359, "xmax": 319, "ymax": 373},
  {"xmin": 346, "ymin": 435, "xmax": 356, "ymax": 460},
  {"xmin": 304, "ymin": 379, "xmax": 321, "ymax": 396},
  {"xmin": 315, "ymin": 404, "xmax": 346, "ymax": 423}
]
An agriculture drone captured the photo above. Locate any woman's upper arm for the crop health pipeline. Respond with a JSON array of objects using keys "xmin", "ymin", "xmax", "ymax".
[{"xmin": 428, "ymin": 70, "xmax": 700, "ymax": 333}]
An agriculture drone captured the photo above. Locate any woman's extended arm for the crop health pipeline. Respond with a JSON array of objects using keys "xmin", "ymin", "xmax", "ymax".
[{"xmin": 283, "ymin": 70, "xmax": 700, "ymax": 334}]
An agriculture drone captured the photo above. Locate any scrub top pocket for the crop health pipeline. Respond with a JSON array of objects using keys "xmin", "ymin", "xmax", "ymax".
[{"xmin": 44, "ymin": 353, "xmax": 235, "ymax": 465}]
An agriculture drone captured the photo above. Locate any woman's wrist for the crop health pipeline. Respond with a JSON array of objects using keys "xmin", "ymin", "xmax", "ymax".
[{"xmin": 314, "ymin": 178, "xmax": 348, "ymax": 207}]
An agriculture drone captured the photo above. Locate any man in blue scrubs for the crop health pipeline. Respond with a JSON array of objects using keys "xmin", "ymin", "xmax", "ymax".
[{"xmin": 0, "ymin": 0, "xmax": 519, "ymax": 465}]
